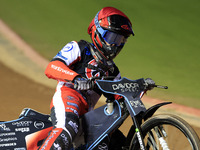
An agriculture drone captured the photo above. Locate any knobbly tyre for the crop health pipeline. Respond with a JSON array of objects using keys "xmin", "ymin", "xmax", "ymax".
[{"xmin": 0, "ymin": 77, "xmax": 200, "ymax": 150}]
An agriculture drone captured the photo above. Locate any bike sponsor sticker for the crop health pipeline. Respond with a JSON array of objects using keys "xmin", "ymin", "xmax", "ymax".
[
  {"xmin": 0, "ymin": 142, "xmax": 17, "ymax": 147},
  {"xmin": 98, "ymin": 143, "xmax": 108, "ymax": 150},
  {"xmin": 34, "ymin": 121, "xmax": 45, "ymax": 129},
  {"xmin": 112, "ymin": 82, "xmax": 139, "ymax": 93},
  {"xmin": 135, "ymin": 128, "xmax": 145, "ymax": 150},
  {"xmin": 12, "ymin": 121, "xmax": 32, "ymax": 127},
  {"xmin": 130, "ymin": 100, "xmax": 145, "ymax": 108},
  {"xmin": 0, "ymin": 124, "xmax": 11, "ymax": 131},
  {"xmin": 0, "ymin": 137, "xmax": 17, "ymax": 142},
  {"xmin": 15, "ymin": 127, "xmax": 30, "ymax": 132},
  {"xmin": 0, "ymin": 132, "xmax": 16, "ymax": 137}
]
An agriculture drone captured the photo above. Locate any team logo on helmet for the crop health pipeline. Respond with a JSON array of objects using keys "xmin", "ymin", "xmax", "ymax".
[{"xmin": 121, "ymin": 25, "xmax": 131, "ymax": 31}]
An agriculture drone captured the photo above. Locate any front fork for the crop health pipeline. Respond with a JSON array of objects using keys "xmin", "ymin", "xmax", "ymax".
[
  {"xmin": 127, "ymin": 120, "xmax": 170, "ymax": 150},
  {"xmin": 147, "ymin": 126, "xmax": 170, "ymax": 150},
  {"xmin": 132, "ymin": 116, "xmax": 147, "ymax": 150},
  {"xmin": 126, "ymin": 102, "xmax": 171, "ymax": 150}
]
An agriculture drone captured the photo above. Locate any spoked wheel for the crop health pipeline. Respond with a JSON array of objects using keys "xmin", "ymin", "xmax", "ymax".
[{"xmin": 129, "ymin": 114, "xmax": 200, "ymax": 150}]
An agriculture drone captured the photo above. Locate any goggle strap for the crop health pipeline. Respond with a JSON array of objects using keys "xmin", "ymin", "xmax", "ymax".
[{"xmin": 94, "ymin": 11, "xmax": 107, "ymax": 36}]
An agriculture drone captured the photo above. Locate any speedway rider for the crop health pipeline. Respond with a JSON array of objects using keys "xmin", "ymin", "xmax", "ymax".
[{"xmin": 39, "ymin": 7, "xmax": 154, "ymax": 150}]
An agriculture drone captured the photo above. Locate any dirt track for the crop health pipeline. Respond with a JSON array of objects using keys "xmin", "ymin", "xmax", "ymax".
[
  {"xmin": 0, "ymin": 62, "xmax": 54, "ymax": 121},
  {"xmin": 0, "ymin": 19, "xmax": 199, "ymax": 139}
]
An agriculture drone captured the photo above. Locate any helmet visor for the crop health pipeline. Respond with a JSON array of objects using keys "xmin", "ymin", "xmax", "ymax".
[{"xmin": 103, "ymin": 30, "xmax": 126, "ymax": 46}]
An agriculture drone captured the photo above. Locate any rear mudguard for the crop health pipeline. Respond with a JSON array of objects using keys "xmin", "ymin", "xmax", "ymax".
[{"xmin": 0, "ymin": 108, "xmax": 52, "ymax": 150}]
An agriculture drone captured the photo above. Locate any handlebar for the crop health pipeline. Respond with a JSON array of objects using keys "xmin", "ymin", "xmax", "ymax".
[
  {"xmin": 90, "ymin": 76, "xmax": 116, "ymax": 81},
  {"xmin": 90, "ymin": 76, "xmax": 168, "ymax": 90}
]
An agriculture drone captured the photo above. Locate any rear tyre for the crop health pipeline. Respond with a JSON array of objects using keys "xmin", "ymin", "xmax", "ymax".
[{"xmin": 129, "ymin": 114, "xmax": 200, "ymax": 150}]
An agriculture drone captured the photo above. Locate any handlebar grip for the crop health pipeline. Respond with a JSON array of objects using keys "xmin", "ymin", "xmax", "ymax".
[{"xmin": 155, "ymin": 85, "xmax": 168, "ymax": 89}]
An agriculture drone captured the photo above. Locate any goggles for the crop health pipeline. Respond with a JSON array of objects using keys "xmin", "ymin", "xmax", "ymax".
[
  {"xmin": 95, "ymin": 12, "xmax": 126, "ymax": 46},
  {"xmin": 103, "ymin": 31, "xmax": 126, "ymax": 46}
]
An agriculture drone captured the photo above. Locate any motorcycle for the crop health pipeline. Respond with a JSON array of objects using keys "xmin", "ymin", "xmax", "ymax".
[{"xmin": 0, "ymin": 77, "xmax": 199, "ymax": 150}]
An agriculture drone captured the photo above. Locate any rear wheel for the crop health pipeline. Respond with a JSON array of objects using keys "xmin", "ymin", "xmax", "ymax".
[{"xmin": 129, "ymin": 114, "xmax": 200, "ymax": 150}]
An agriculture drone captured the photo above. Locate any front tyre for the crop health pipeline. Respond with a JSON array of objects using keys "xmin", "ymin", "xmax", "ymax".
[{"xmin": 129, "ymin": 114, "xmax": 200, "ymax": 150}]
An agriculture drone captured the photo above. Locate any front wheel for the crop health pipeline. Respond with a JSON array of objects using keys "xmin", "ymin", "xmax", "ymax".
[{"xmin": 129, "ymin": 114, "xmax": 200, "ymax": 150}]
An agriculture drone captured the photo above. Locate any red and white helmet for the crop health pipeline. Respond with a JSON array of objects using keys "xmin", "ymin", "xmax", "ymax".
[{"xmin": 88, "ymin": 7, "xmax": 134, "ymax": 63}]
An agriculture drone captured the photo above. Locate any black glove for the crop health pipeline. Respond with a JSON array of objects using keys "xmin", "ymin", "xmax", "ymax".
[
  {"xmin": 144, "ymin": 78, "xmax": 156, "ymax": 90},
  {"xmin": 73, "ymin": 77, "xmax": 94, "ymax": 90}
]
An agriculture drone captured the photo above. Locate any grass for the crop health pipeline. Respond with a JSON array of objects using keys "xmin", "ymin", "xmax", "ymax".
[{"xmin": 0, "ymin": 0, "xmax": 200, "ymax": 108}]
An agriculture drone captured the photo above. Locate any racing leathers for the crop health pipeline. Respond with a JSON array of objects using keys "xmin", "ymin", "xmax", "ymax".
[{"xmin": 39, "ymin": 40, "xmax": 121, "ymax": 150}]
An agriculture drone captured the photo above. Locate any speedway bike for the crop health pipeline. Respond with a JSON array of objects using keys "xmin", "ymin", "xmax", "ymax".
[{"xmin": 0, "ymin": 77, "xmax": 200, "ymax": 150}]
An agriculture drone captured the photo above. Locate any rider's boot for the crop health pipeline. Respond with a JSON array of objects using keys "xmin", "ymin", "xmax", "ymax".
[{"xmin": 38, "ymin": 112, "xmax": 79, "ymax": 150}]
